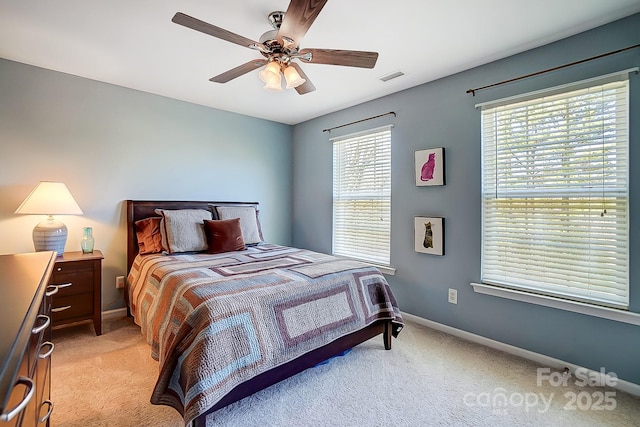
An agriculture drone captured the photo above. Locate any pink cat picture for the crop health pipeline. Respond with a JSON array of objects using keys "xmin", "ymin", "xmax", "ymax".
[
  {"xmin": 415, "ymin": 147, "xmax": 444, "ymax": 186},
  {"xmin": 421, "ymin": 153, "xmax": 435, "ymax": 181}
]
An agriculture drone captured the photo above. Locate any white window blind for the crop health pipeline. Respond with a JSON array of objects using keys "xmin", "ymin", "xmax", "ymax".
[
  {"xmin": 480, "ymin": 75, "xmax": 629, "ymax": 309},
  {"xmin": 332, "ymin": 125, "xmax": 392, "ymax": 266}
]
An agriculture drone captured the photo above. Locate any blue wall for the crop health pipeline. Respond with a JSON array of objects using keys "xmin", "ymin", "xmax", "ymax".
[
  {"xmin": 292, "ymin": 14, "xmax": 640, "ymax": 383},
  {"xmin": 0, "ymin": 58, "xmax": 293, "ymax": 311}
]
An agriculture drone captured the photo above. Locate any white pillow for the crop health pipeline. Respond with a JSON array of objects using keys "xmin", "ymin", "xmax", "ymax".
[
  {"xmin": 214, "ymin": 206, "xmax": 263, "ymax": 245},
  {"xmin": 155, "ymin": 208, "xmax": 212, "ymax": 253}
]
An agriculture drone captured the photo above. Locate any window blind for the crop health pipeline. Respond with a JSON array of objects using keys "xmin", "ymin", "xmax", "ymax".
[
  {"xmin": 480, "ymin": 77, "xmax": 629, "ymax": 308},
  {"xmin": 332, "ymin": 125, "xmax": 392, "ymax": 266}
]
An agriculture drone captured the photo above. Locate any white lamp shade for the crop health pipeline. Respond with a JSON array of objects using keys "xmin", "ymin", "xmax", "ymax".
[
  {"xmin": 259, "ymin": 61, "xmax": 281, "ymax": 83},
  {"xmin": 15, "ymin": 182, "xmax": 83, "ymax": 215},
  {"xmin": 283, "ymin": 65, "xmax": 306, "ymax": 89},
  {"xmin": 15, "ymin": 181, "xmax": 83, "ymax": 254},
  {"xmin": 262, "ymin": 70, "xmax": 283, "ymax": 92}
]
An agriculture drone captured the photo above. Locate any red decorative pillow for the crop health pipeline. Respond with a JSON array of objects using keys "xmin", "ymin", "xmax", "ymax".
[
  {"xmin": 135, "ymin": 217, "xmax": 164, "ymax": 255},
  {"xmin": 203, "ymin": 218, "xmax": 246, "ymax": 254}
]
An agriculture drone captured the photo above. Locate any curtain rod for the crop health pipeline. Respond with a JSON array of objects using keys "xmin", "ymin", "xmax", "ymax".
[
  {"xmin": 322, "ymin": 111, "xmax": 396, "ymax": 133},
  {"xmin": 466, "ymin": 43, "xmax": 640, "ymax": 96}
]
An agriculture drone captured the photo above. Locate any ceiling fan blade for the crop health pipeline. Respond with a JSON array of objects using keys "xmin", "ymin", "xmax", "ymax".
[
  {"xmin": 290, "ymin": 63, "xmax": 316, "ymax": 95},
  {"xmin": 210, "ymin": 60, "xmax": 267, "ymax": 83},
  {"xmin": 277, "ymin": 0, "xmax": 328, "ymax": 48},
  {"xmin": 172, "ymin": 12, "xmax": 260, "ymax": 49},
  {"xmin": 298, "ymin": 48, "xmax": 379, "ymax": 68}
]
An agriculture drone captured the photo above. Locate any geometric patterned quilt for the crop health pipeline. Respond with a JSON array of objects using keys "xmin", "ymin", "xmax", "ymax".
[{"xmin": 127, "ymin": 244, "xmax": 403, "ymax": 425}]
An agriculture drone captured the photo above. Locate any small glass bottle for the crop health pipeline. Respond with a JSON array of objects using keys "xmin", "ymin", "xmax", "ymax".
[{"xmin": 81, "ymin": 227, "xmax": 94, "ymax": 253}]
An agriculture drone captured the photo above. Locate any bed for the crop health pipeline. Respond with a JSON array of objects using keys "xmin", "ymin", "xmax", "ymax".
[{"xmin": 125, "ymin": 200, "xmax": 403, "ymax": 426}]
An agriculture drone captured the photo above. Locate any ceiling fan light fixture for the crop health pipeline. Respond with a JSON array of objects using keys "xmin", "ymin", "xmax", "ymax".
[
  {"xmin": 262, "ymin": 70, "xmax": 283, "ymax": 92},
  {"xmin": 283, "ymin": 65, "xmax": 306, "ymax": 89},
  {"xmin": 259, "ymin": 61, "xmax": 281, "ymax": 83}
]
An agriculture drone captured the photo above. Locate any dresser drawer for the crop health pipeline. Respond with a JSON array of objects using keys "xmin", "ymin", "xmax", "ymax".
[
  {"xmin": 48, "ymin": 270, "xmax": 93, "ymax": 297},
  {"xmin": 50, "ymin": 262, "xmax": 94, "ymax": 299},
  {"xmin": 26, "ymin": 314, "xmax": 48, "ymax": 378},
  {"xmin": 51, "ymin": 260, "xmax": 94, "ymax": 275},
  {"xmin": 35, "ymin": 341, "xmax": 54, "ymax": 426},
  {"xmin": 2, "ymin": 355, "xmax": 33, "ymax": 427},
  {"xmin": 51, "ymin": 294, "xmax": 94, "ymax": 323}
]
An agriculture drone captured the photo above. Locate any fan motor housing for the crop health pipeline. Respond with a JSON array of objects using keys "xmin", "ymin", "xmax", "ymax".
[
  {"xmin": 259, "ymin": 11, "xmax": 288, "ymax": 54},
  {"xmin": 259, "ymin": 29, "xmax": 279, "ymax": 45}
]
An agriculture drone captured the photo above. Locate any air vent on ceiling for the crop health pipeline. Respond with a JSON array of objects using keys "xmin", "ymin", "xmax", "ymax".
[{"xmin": 379, "ymin": 71, "xmax": 405, "ymax": 82}]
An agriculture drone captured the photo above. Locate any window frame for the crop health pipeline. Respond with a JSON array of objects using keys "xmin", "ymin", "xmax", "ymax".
[
  {"xmin": 331, "ymin": 125, "xmax": 393, "ymax": 272},
  {"xmin": 476, "ymin": 70, "xmax": 633, "ymax": 310}
]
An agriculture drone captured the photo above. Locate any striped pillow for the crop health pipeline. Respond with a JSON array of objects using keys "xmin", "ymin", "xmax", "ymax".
[
  {"xmin": 155, "ymin": 208, "xmax": 211, "ymax": 253},
  {"xmin": 213, "ymin": 206, "xmax": 263, "ymax": 245}
]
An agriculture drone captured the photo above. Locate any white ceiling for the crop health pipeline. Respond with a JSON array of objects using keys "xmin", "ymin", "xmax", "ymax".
[{"xmin": 1, "ymin": 1, "xmax": 640, "ymax": 125}]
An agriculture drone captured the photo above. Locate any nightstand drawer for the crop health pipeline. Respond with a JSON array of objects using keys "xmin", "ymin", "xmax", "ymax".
[
  {"xmin": 51, "ymin": 259, "xmax": 95, "ymax": 275},
  {"xmin": 49, "ymin": 270, "xmax": 93, "ymax": 296},
  {"xmin": 51, "ymin": 293, "xmax": 94, "ymax": 323}
]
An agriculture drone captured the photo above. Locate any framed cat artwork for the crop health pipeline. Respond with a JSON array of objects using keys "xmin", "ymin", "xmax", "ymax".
[
  {"xmin": 415, "ymin": 147, "xmax": 445, "ymax": 186},
  {"xmin": 414, "ymin": 217, "xmax": 444, "ymax": 255}
]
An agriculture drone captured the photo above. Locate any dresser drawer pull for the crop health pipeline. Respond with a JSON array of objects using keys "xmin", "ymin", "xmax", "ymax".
[
  {"xmin": 0, "ymin": 377, "xmax": 34, "ymax": 422},
  {"xmin": 46, "ymin": 285, "xmax": 59, "ymax": 297},
  {"xmin": 39, "ymin": 341, "xmax": 55, "ymax": 360},
  {"xmin": 51, "ymin": 282, "xmax": 73, "ymax": 289},
  {"xmin": 31, "ymin": 315, "xmax": 50, "ymax": 335},
  {"xmin": 39, "ymin": 400, "xmax": 54, "ymax": 423},
  {"xmin": 51, "ymin": 305, "xmax": 72, "ymax": 313}
]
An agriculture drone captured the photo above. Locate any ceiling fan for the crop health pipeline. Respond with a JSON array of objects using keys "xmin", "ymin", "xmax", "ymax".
[{"xmin": 171, "ymin": 0, "xmax": 379, "ymax": 95}]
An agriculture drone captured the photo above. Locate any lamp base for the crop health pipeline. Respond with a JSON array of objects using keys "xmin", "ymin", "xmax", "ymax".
[{"xmin": 33, "ymin": 216, "xmax": 67, "ymax": 256}]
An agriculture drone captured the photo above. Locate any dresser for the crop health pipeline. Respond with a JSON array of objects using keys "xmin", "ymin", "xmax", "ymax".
[
  {"xmin": 0, "ymin": 252, "xmax": 56, "ymax": 427},
  {"xmin": 49, "ymin": 251, "xmax": 103, "ymax": 336}
]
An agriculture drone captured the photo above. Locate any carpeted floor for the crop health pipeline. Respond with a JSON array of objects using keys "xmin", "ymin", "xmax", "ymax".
[{"xmin": 51, "ymin": 316, "xmax": 640, "ymax": 426}]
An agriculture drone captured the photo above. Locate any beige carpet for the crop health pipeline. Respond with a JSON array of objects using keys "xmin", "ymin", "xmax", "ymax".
[{"xmin": 51, "ymin": 316, "xmax": 640, "ymax": 427}]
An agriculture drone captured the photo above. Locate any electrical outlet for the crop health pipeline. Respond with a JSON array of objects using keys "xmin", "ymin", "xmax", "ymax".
[
  {"xmin": 116, "ymin": 276, "xmax": 125, "ymax": 289},
  {"xmin": 448, "ymin": 288, "xmax": 458, "ymax": 304}
]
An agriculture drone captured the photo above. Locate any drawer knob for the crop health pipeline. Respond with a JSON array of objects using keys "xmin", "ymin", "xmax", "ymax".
[
  {"xmin": 51, "ymin": 305, "xmax": 72, "ymax": 313},
  {"xmin": 0, "ymin": 377, "xmax": 34, "ymax": 422}
]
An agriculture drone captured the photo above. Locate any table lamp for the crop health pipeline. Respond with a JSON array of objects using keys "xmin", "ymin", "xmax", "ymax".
[{"xmin": 14, "ymin": 181, "xmax": 83, "ymax": 255}]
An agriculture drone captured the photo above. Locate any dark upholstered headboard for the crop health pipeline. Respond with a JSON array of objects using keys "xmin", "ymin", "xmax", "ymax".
[{"xmin": 125, "ymin": 200, "xmax": 259, "ymax": 274}]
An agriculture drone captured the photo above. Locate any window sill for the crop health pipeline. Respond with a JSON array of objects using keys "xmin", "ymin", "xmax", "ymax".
[
  {"xmin": 375, "ymin": 264, "xmax": 396, "ymax": 276},
  {"xmin": 354, "ymin": 261, "xmax": 396, "ymax": 276},
  {"xmin": 334, "ymin": 255, "xmax": 396, "ymax": 275},
  {"xmin": 470, "ymin": 282, "xmax": 640, "ymax": 326}
]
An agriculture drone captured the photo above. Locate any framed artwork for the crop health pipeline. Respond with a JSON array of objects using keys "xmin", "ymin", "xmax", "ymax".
[
  {"xmin": 414, "ymin": 217, "xmax": 444, "ymax": 256},
  {"xmin": 415, "ymin": 147, "xmax": 445, "ymax": 186}
]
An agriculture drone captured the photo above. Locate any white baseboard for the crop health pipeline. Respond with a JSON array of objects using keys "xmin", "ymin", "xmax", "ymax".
[
  {"xmin": 401, "ymin": 311, "xmax": 640, "ymax": 397},
  {"xmin": 101, "ymin": 307, "xmax": 128, "ymax": 322}
]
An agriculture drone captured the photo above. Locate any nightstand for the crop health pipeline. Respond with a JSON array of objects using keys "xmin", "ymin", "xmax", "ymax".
[{"xmin": 49, "ymin": 250, "xmax": 103, "ymax": 336}]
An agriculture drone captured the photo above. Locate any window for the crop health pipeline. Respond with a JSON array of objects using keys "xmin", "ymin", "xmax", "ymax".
[
  {"xmin": 332, "ymin": 125, "xmax": 392, "ymax": 267},
  {"xmin": 480, "ymin": 73, "xmax": 629, "ymax": 309}
]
